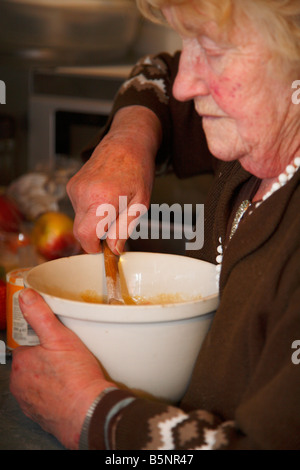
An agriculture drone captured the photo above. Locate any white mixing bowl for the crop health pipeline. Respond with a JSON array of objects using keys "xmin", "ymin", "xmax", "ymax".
[{"xmin": 25, "ymin": 252, "xmax": 219, "ymax": 403}]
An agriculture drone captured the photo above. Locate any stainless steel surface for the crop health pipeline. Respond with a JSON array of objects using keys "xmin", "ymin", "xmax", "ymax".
[{"xmin": 0, "ymin": 0, "xmax": 140, "ymax": 65}]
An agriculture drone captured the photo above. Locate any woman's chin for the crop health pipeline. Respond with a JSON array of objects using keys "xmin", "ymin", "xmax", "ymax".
[
  {"xmin": 206, "ymin": 140, "xmax": 242, "ymax": 163},
  {"xmin": 203, "ymin": 121, "xmax": 244, "ymax": 163}
]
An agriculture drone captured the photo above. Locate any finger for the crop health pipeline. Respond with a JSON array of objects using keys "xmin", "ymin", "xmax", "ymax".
[
  {"xmin": 75, "ymin": 193, "xmax": 123, "ymax": 253},
  {"xmin": 18, "ymin": 288, "xmax": 71, "ymax": 348},
  {"xmin": 111, "ymin": 202, "xmax": 148, "ymax": 254},
  {"xmin": 77, "ymin": 199, "xmax": 122, "ymax": 254},
  {"xmin": 73, "ymin": 209, "xmax": 102, "ymax": 254}
]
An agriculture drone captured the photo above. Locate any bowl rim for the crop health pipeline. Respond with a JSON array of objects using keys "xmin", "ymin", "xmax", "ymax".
[{"xmin": 25, "ymin": 252, "xmax": 219, "ymax": 324}]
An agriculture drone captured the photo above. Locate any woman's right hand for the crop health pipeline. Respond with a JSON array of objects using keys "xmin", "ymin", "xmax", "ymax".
[{"xmin": 67, "ymin": 106, "xmax": 162, "ymax": 255}]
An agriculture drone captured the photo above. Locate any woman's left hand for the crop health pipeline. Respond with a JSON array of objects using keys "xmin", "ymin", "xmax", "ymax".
[{"xmin": 10, "ymin": 288, "xmax": 115, "ymax": 449}]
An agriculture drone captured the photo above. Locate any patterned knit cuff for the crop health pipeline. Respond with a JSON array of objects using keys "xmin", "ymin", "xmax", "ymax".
[{"xmin": 79, "ymin": 387, "xmax": 136, "ymax": 450}]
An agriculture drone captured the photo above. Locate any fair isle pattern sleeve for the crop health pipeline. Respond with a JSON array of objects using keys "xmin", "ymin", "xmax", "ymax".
[
  {"xmin": 81, "ymin": 51, "xmax": 214, "ymax": 177},
  {"xmin": 110, "ymin": 51, "xmax": 214, "ymax": 178},
  {"xmin": 118, "ymin": 55, "xmax": 170, "ymax": 105},
  {"xmin": 111, "ymin": 399, "xmax": 238, "ymax": 450},
  {"xmin": 109, "ymin": 52, "xmax": 181, "ymax": 168},
  {"xmin": 111, "ymin": 52, "xmax": 179, "ymax": 130}
]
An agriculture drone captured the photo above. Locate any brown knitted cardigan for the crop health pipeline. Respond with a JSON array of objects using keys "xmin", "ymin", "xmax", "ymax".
[{"xmin": 84, "ymin": 52, "xmax": 300, "ymax": 450}]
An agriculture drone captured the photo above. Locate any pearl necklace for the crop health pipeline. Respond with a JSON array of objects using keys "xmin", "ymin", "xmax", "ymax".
[{"xmin": 216, "ymin": 156, "xmax": 300, "ymax": 286}]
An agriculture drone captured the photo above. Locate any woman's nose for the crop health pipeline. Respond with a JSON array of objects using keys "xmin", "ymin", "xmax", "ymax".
[{"xmin": 173, "ymin": 40, "xmax": 210, "ymax": 102}]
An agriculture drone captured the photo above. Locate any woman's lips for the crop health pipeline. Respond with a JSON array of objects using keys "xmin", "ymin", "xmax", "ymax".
[
  {"xmin": 201, "ymin": 114, "xmax": 226, "ymax": 118},
  {"xmin": 195, "ymin": 109, "xmax": 227, "ymax": 118}
]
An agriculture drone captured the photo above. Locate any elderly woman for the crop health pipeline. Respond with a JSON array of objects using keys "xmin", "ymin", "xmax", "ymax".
[{"xmin": 10, "ymin": 0, "xmax": 300, "ymax": 450}]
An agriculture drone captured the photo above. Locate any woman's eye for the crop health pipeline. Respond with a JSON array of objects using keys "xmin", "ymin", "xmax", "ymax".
[
  {"xmin": 198, "ymin": 35, "xmax": 225, "ymax": 58},
  {"xmin": 203, "ymin": 47, "xmax": 223, "ymax": 58}
]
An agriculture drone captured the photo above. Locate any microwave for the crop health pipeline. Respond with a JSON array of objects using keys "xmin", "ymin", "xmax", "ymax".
[{"xmin": 28, "ymin": 65, "xmax": 133, "ymax": 171}]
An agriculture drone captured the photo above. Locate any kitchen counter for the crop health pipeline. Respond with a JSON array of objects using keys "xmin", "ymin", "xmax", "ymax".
[{"xmin": 0, "ymin": 330, "xmax": 65, "ymax": 450}]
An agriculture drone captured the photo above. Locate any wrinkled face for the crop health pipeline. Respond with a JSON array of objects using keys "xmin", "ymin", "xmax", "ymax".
[{"xmin": 164, "ymin": 7, "xmax": 300, "ymax": 178}]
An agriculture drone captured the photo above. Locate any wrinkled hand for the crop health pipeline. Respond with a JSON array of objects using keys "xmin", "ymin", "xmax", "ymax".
[
  {"xmin": 67, "ymin": 106, "xmax": 162, "ymax": 254},
  {"xmin": 10, "ymin": 288, "xmax": 114, "ymax": 450}
]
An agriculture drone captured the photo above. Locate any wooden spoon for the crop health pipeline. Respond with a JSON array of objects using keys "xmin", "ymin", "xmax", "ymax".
[{"xmin": 102, "ymin": 239, "xmax": 124, "ymax": 305}]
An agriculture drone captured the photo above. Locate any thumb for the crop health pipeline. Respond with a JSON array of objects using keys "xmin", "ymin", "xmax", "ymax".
[{"xmin": 18, "ymin": 288, "xmax": 68, "ymax": 347}]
